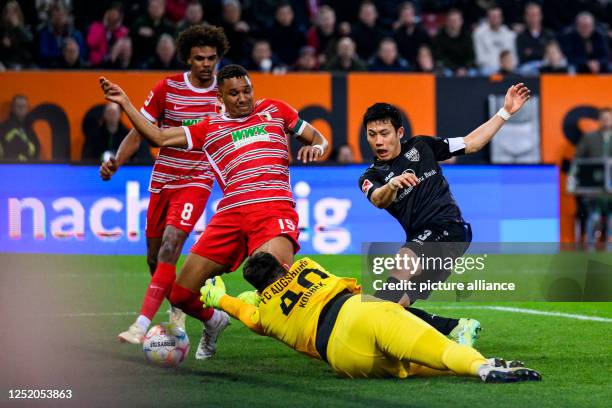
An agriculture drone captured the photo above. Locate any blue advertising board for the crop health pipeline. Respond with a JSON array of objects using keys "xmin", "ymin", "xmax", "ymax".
[{"xmin": 0, "ymin": 164, "xmax": 559, "ymax": 255}]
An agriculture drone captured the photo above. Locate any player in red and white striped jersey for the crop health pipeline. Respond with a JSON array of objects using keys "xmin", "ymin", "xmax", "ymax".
[
  {"xmin": 100, "ymin": 65, "xmax": 329, "ymax": 356},
  {"xmin": 99, "ymin": 26, "xmax": 231, "ymax": 355}
]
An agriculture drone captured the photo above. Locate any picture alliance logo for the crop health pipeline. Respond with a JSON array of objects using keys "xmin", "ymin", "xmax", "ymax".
[{"xmin": 6, "ymin": 181, "xmax": 353, "ymax": 254}]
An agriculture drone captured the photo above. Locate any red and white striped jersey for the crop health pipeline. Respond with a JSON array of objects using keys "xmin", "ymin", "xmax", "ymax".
[
  {"xmin": 183, "ymin": 98, "xmax": 306, "ymax": 212},
  {"xmin": 140, "ymin": 72, "xmax": 218, "ymax": 193}
]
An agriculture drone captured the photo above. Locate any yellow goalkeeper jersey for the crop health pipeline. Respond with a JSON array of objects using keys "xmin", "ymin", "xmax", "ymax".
[{"xmin": 219, "ymin": 257, "xmax": 361, "ymax": 359}]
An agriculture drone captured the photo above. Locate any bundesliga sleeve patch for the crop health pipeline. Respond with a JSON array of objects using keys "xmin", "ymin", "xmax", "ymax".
[{"xmin": 361, "ymin": 179, "xmax": 374, "ymax": 195}]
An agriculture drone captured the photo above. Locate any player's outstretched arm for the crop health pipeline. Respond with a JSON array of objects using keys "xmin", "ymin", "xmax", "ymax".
[
  {"xmin": 99, "ymin": 129, "xmax": 143, "ymax": 181},
  {"xmin": 463, "ymin": 83, "xmax": 531, "ymax": 154},
  {"xmin": 296, "ymin": 123, "xmax": 329, "ymax": 163},
  {"xmin": 98, "ymin": 76, "xmax": 188, "ymax": 149}
]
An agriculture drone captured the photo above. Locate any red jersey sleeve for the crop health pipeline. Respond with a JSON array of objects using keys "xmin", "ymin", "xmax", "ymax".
[
  {"xmin": 271, "ymin": 99, "xmax": 306, "ymax": 136},
  {"xmin": 182, "ymin": 119, "xmax": 209, "ymax": 151},
  {"xmin": 140, "ymin": 79, "xmax": 167, "ymax": 123}
]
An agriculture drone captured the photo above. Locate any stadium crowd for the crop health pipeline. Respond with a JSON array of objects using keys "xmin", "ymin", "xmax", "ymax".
[{"xmin": 1, "ymin": 0, "xmax": 611, "ymax": 75}]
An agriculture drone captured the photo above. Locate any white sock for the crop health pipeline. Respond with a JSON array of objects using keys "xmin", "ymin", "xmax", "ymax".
[
  {"xmin": 206, "ymin": 309, "xmax": 222, "ymax": 327},
  {"xmin": 136, "ymin": 315, "xmax": 151, "ymax": 331}
]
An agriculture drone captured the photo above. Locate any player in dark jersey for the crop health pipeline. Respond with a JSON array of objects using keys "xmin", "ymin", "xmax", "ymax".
[{"xmin": 359, "ymin": 83, "xmax": 531, "ymax": 345}]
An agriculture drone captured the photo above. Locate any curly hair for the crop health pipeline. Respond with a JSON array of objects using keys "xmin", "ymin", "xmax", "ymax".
[{"xmin": 176, "ymin": 24, "xmax": 230, "ymax": 63}]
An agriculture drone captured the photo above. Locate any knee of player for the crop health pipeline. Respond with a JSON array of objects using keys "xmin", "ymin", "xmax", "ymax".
[{"xmin": 158, "ymin": 234, "xmax": 182, "ymax": 262}]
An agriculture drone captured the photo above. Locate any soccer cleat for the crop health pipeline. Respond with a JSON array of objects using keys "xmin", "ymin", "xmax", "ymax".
[
  {"xmin": 449, "ymin": 318, "xmax": 481, "ymax": 346},
  {"xmin": 117, "ymin": 322, "xmax": 146, "ymax": 344},
  {"xmin": 195, "ymin": 310, "xmax": 230, "ymax": 360},
  {"xmin": 168, "ymin": 306, "xmax": 186, "ymax": 330},
  {"xmin": 487, "ymin": 357, "xmax": 525, "ymax": 369},
  {"xmin": 479, "ymin": 365, "xmax": 542, "ymax": 383}
]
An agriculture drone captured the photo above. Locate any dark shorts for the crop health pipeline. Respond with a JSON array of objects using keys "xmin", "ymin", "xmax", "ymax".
[{"xmin": 403, "ymin": 222, "xmax": 472, "ymax": 301}]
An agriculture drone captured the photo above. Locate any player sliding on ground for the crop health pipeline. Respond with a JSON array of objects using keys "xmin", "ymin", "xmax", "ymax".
[
  {"xmin": 99, "ymin": 25, "xmax": 230, "ymax": 359},
  {"xmin": 201, "ymin": 253, "xmax": 541, "ymax": 382},
  {"xmin": 100, "ymin": 64, "xmax": 328, "ymax": 359},
  {"xmin": 358, "ymin": 84, "xmax": 532, "ymax": 346}
]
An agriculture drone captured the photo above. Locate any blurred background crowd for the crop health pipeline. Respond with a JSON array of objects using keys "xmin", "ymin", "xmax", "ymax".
[{"xmin": 1, "ymin": 0, "xmax": 612, "ymax": 75}]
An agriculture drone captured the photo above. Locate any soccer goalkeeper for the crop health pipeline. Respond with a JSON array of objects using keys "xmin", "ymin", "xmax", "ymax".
[{"xmin": 200, "ymin": 253, "xmax": 541, "ymax": 382}]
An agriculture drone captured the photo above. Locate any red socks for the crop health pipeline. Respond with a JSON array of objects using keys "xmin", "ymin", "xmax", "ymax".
[
  {"xmin": 139, "ymin": 262, "xmax": 176, "ymax": 320},
  {"xmin": 168, "ymin": 282, "xmax": 214, "ymax": 322}
]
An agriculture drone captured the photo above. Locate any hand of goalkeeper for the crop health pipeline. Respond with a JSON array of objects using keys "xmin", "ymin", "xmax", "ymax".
[
  {"xmin": 200, "ymin": 280, "xmax": 226, "ymax": 309},
  {"xmin": 237, "ymin": 290, "xmax": 261, "ymax": 307}
]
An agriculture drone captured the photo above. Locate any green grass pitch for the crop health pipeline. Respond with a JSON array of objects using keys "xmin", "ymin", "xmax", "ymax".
[{"xmin": 1, "ymin": 253, "xmax": 610, "ymax": 407}]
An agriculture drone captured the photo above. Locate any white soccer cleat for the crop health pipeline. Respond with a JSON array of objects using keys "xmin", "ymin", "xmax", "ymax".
[
  {"xmin": 117, "ymin": 322, "xmax": 146, "ymax": 344},
  {"xmin": 195, "ymin": 311, "xmax": 230, "ymax": 360},
  {"xmin": 168, "ymin": 306, "xmax": 186, "ymax": 330}
]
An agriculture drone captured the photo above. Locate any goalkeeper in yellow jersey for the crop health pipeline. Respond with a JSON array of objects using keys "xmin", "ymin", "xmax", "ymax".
[{"xmin": 201, "ymin": 253, "xmax": 541, "ymax": 382}]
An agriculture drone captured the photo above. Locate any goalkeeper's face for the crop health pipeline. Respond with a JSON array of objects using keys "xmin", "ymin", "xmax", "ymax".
[{"xmin": 366, "ymin": 119, "xmax": 404, "ymax": 161}]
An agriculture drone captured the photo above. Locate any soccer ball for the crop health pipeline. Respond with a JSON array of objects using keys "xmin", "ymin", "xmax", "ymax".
[{"xmin": 143, "ymin": 323, "xmax": 189, "ymax": 368}]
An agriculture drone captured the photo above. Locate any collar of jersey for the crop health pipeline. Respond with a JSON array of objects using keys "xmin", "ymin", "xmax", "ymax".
[{"xmin": 183, "ymin": 72, "xmax": 217, "ymax": 93}]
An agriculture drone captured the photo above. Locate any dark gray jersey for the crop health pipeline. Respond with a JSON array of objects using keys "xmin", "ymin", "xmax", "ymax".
[{"xmin": 359, "ymin": 136, "xmax": 466, "ymax": 239}]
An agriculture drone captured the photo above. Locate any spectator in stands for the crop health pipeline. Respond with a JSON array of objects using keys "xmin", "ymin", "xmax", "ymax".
[
  {"xmin": 414, "ymin": 44, "xmax": 439, "ymax": 73},
  {"xmin": 144, "ymin": 33, "xmax": 182, "ymax": 69},
  {"xmin": 572, "ymin": 107, "xmax": 612, "ymax": 243},
  {"xmin": 0, "ymin": 95, "xmax": 39, "ymax": 162},
  {"xmin": 82, "ymin": 102, "xmax": 151, "ymax": 163},
  {"xmin": 498, "ymin": 49, "xmax": 518, "ymax": 76},
  {"xmin": 176, "ymin": 1, "xmax": 206, "ymax": 34},
  {"xmin": 473, "ymin": 5, "xmax": 516, "ymax": 74},
  {"xmin": 292, "ymin": 45, "xmax": 318, "ymax": 71},
  {"xmin": 335, "ymin": 144, "xmax": 355, "ymax": 164},
  {"xmin": 560, "ymin": 12, "xmax": 610, "ymax": 74},
  {"xmin": 86, "ymin": 2, "xmax": 128, "ymax": 67},
  {"xmin": 220, "ymin": 0, "xmax": 250, "ymax": 64},
  {"xmin": 350, "ymin": 1, "xmax": 387, "ymax": 61},
  {"xmin": 433, "ymin": 8, "xmax": 474, "ymax": 76},
  {"xmin": 516, "ymin": 2, "xmax": 554, "ymax": 65},
  {"xmin": 130, "ymin": 0, "xmax": 174, "ymax": 67},
  {"xmin": 37, "ymin": 2, "xmax": 86, "ymax": 67},
  {"xmin": 368, "ymin": 37, "xmax": 409, "ymax": 72},
  {"xmin": 539, "ymin": 41, "xmax": 570, "ymax": 74},
  {"xmin": 306, "ymin": 5, "xmax": 339, "ymax": 66},
  {"xmin": 244, "ymin": 39, "xmax": 285, "ymax": 73},
  {"xmin": 0, "ymin": 1, "xmax": 34, "ymax": 69},
  {"xmin": 55, "ymin": 37, "xmax": 84, "ymax": 68},
  {"xmin": 165, "ymin": 0, "xmax": 190, "ymax": 23},
  {"xmin": 103, "ymin": 37, "xmax": 135, "ymax": 69},
  {"xmin": 393, "ymin": 2, "xmax": 430, "ymax": 66},
  {"xmin": 265, "ymin": 2, "xmax": 305, "ymax": 66},
  {"xmin": 323, "ymin": 36, "xmax": 367, "ymax": 72}
]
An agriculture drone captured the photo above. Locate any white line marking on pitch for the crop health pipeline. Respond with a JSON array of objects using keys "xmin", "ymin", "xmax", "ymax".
[
  {"xmin": 51, "ymin": 306, "xmax": 612, "ymax": 322},
  {"xmin": 49, "ymin": 312, "xmax": 136, "ymax": 318},
  {"xmin": 433, "ymin": 305, "xmax": 612, "ymax": 322}
]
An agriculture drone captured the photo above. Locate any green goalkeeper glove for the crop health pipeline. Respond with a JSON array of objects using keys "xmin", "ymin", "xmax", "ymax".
[
  {"xmin": 237, "ymin": 290, "xmax": 261, "ymax": 307},
  {"xmin": 200, "ymin": 282, "xmax": 226, "ymax": 308}
]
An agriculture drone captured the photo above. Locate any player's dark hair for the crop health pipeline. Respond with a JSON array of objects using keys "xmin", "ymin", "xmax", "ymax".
[
  {"xmin": 363, "ymin": 103, "xmax": 402, "ymax": 130},
  {"xmin": 176, "ymin": 24, "xmax": 229, "ymax": 63},
  {"xmin": 217, "ymin": 64, "xmax": 250, "ymax": 86},
  {"xmin": 243, "ymin": 252, "xmax": 287, "ymax": 292}
]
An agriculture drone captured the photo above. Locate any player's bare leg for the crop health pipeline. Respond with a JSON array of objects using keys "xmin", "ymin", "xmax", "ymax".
[
  {"xmin": 118, "ymin": 227, "xmax": 189, "ymax": 344},
  {"xmin": 171, "ymin": 253, "xmax": 231, "ymax": 359},
  {"xmin": 252, "ymin": 235, "xmax": 296, "ymax": 270}
]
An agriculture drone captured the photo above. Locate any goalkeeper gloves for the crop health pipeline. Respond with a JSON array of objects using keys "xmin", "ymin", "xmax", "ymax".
[{"xmin": 200, "ymin": 281, "xmax": 226, "ymax": 308}]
